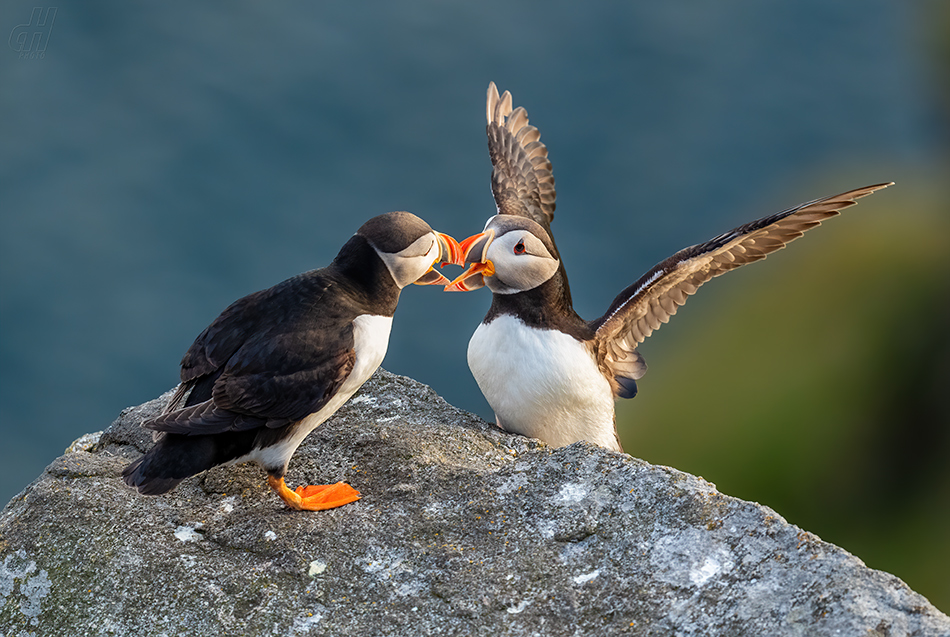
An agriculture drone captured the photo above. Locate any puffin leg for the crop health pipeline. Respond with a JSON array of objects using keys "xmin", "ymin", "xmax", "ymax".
[{"xmin": 267, "ymin": 475, "xmax": 361, "ymax": 511}]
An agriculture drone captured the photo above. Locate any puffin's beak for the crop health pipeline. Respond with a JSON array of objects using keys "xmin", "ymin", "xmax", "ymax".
[
  {"xmin": 438, "ymin": 232, "xmax": 464, "ymax": 267},
  {"xmin": 445, "ymin": 229, "xmax": 495, "ymax": 292},
  {"xmin": 413, "ymin": 232, "xmax": 463, "ymax": 286}
]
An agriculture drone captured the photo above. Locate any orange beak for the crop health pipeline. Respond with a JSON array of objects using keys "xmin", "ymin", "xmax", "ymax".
[
  {"xmin": 444, "ymin": 229, "xmax": 495, "ymax": 292},
  {"xmin": 412, "ymin": 232, "xmax": 464, "ymax": 286}
]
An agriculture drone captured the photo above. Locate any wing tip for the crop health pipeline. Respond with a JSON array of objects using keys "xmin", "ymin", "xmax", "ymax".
[
  {"xmin": 487, "ymin": 81, "xmax": 498, "ymax": 125},
  {"xmin": 486, "ymin": 80, "xmax": 513, "ymax": 126},
  {"xmin": 852, "ymin": 181, "xmax": 894, "ymax": 200}
]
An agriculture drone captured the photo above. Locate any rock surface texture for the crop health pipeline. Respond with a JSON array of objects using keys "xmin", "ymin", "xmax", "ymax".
[{"xmin": 2, "ymin": 370, "xmax": 948, "ymax": 636}]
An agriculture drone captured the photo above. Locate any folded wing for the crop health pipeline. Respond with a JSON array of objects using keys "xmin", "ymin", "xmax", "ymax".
[{"xmin": 145, "ymin": 273, "xmax": 356, "ymax": 435}]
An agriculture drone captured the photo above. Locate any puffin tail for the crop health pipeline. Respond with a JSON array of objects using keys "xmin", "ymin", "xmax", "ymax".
[
  {"xmin": 122, "ymin": 431, "xmax": 256, "ymax": 496},
  {"xmin": 122, "ymin": 454, "xmax": 186, "ymax": 495}
]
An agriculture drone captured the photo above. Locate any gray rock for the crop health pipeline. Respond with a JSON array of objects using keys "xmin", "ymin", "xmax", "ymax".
[{"xmin": 1, "ymin": 369, "xmax": 948, "ymax": 636}]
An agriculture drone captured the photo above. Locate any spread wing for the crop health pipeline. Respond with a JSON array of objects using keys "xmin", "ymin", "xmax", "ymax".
[
  {"xmin": 591, "ymin": 183, "xmax": 893, "ymax": 389},
  {"xmin": 145, "ymin": 271, "xmax": 356, "ymax": 435},
  {"xmin": 486, "ymin": 81, "xmax": 556, "ymax": 229}
]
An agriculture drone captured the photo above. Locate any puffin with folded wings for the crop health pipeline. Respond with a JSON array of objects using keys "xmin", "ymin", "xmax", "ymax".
[
  {"xmin": 447, "ymin": 82, "xmax": 892, "ymax": 452},
  {"xmin": 123, "ymin": 211, "xmax": 461, "ymax": 510}
]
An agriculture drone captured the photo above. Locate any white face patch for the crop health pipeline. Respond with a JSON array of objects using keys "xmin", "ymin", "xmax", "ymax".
[
  {"xmin": 485, "ymin": 230, "xmax": 560, "ymax": 294},
  {"xmin": 375, "ymin": 233, "xmax": 440, "ymax": 288},
  {"xmin": 399, "ymin": 233, "xmax": 437, "ymax": 259}
]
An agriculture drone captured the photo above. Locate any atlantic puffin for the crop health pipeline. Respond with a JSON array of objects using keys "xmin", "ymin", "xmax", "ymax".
[
  {"xmin": 447, "ymin": 82, "xmax": 892, "ymax": 452},
  {"xmin": 123, "ymin": 211, "xmax": 461, "ymax": 510}
]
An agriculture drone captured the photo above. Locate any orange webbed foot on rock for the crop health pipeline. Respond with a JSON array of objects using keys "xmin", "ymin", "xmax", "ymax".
[{"xmin": 267, "ymin": 476, "xmax": 361, "ymax": 511}]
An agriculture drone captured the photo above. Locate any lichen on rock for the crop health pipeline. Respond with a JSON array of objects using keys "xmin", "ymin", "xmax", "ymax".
[{"xmin": 1, "ymin": 369, "xmax": 948, "ymax": 636}]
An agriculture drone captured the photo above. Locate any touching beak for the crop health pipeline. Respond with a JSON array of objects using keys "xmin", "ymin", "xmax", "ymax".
[
  {"xmin": 413, "ymin": 232, "xmax": 463, "ymax": 286},
  {"xmin": 445, "ymin": 229, "xmax": 495, "ymax": 292}
]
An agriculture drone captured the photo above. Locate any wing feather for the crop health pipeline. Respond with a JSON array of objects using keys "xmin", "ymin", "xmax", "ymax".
[
  {"xmin": 592, "ymin": 183, "xmax": 892, "ymax": 389},
  {"xmin": 486, "ymin": 82, "xmax": 556, "ymax": 227}
]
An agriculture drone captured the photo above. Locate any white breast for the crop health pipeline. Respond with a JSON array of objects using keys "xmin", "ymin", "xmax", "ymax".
[
  {"xmin": 243, "ymin": 314, "xmax": 393, "ymax": 471},
  {"xmin": 467, "ymin": 314, "xmax": 620, "ymax": 451}
]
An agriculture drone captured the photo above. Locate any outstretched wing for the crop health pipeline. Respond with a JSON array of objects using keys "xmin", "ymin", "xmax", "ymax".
[
  {"xmin": 591, "ymin": 183, "xmax": 893, "ymax": 390},
  {"xmin": 486, "ymin": 81, "xmax": 556, "ymax": 228}
]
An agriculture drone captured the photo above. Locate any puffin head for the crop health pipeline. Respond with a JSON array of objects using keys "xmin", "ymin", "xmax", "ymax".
[
  {"xmin": 445, "ymin": 215, "xmax": 560, "ymax": 294},
  {"xmin": 356, "ymin": 211, "xmax": 463, "ymax": 289}
]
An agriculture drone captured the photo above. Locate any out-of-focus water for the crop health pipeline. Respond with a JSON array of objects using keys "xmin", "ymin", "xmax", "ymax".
[{"xmin": 0, "ymin": 2, "xmax": 939, "ymax": 505}]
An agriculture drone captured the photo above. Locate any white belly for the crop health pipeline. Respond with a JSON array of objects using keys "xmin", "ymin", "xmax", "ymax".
[
  {"xmin": 467, "ymin": 315, "xmax": 620, "ymax": 451},
  {"xmin": 242, "ymin": 314, "xmax": 393, "ymax": 470}
]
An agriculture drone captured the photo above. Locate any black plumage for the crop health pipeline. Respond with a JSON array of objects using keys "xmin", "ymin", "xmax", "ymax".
[{"xmin": 123, "ymin": 211, "xmax": 458, "ymax": 510}]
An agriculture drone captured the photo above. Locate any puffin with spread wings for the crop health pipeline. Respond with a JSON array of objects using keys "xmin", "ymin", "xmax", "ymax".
[{"xmin": 447, "ymin": 82, "xmax": 891, "ymax": 452}]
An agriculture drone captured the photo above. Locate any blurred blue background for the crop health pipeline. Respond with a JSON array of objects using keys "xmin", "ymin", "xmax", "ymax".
[{"xmin": 2, "ymin": 0, "xmax": 947, "ymax": 611}]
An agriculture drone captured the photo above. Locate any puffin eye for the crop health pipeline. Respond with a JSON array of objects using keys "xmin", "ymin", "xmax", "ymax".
[{"xmin": 513, "ymin": 240, "xmax": 526, "ymax": 255}]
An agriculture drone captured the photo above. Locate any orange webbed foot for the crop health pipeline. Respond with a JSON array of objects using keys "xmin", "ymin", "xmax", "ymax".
[
  {"xmin": 268, "ymin": 476, "xmax": 361, "ymax": 511},
  {"xmin": 294, "ymin": 482, "xmax": 361, "ymax": 509}
]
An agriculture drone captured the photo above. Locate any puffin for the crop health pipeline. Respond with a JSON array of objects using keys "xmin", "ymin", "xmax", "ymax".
[
  {"xmin": 446, "ymin": 81, "xmax": 892, "ymax": 452},
  {"xmin": 123, "ymin": 211, "xmax": 461, "ymax": 510}
]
